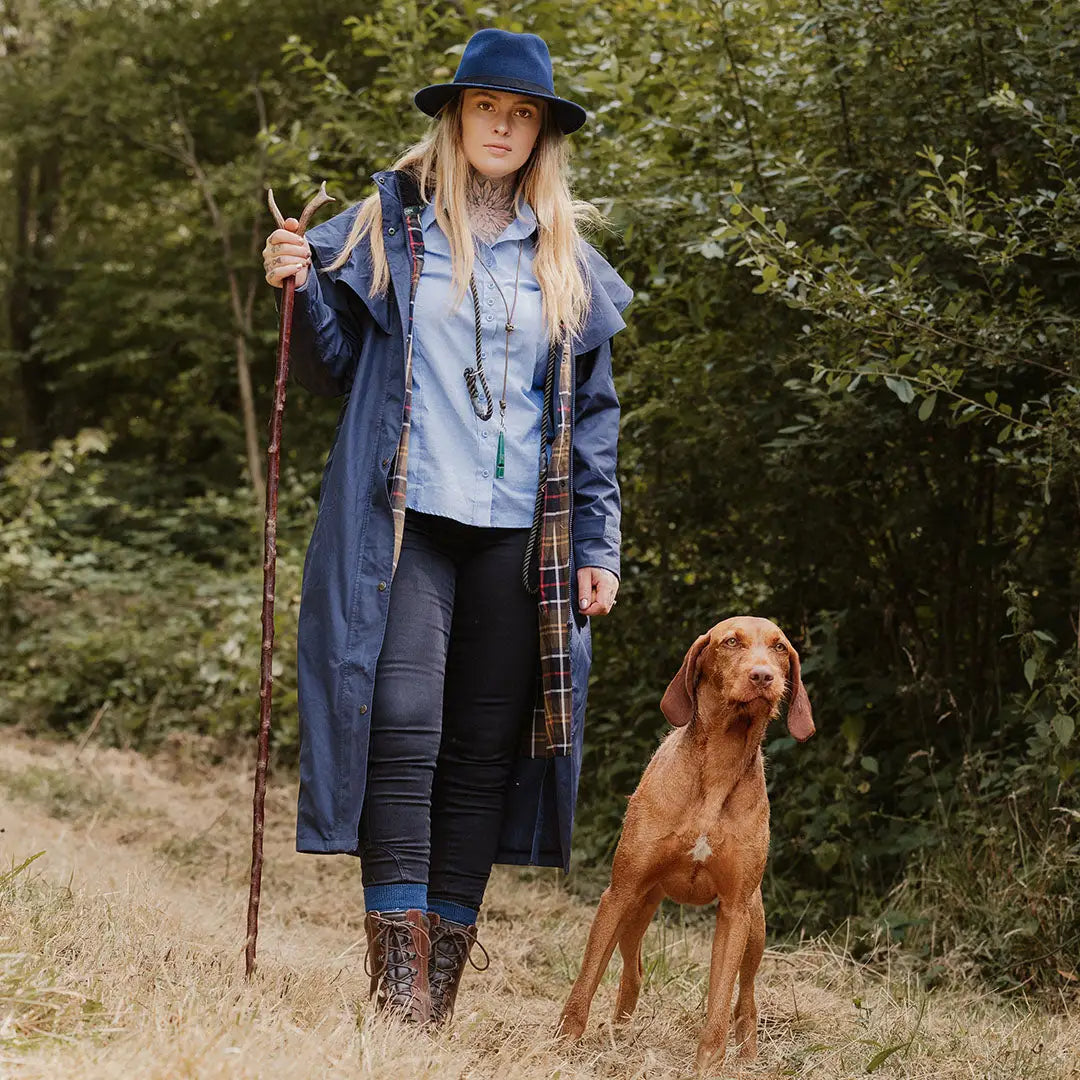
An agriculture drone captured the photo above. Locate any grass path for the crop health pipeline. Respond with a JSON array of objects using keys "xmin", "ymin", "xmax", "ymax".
[{"xmin": 1, "ymin": 728, "xmax": 1076, "ymax": 1079}]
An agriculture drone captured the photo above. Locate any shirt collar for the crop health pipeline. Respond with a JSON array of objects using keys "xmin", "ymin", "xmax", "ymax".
[
  {"xmin": 419, "ymin": 198, "xmax": 538, "ymax": 244},
  {"xmin": 501, "ymin": 200, "xmax": 537, "ymax": 243}
]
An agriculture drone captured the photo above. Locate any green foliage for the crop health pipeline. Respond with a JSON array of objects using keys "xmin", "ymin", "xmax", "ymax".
[
  {"xmin": 0, "ymin": 433, "xmax": 306, "ymax": 759},
  {"xmin": 883, "ymin": 746, "xmax": 1080, "ymax": 994},
  {"xmin": 695, "ymin": 33, "xmax": 1080, "ymax": 950}
]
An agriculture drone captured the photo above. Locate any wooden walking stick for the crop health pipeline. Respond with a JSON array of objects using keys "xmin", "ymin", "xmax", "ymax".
[{"xmin": 245, "ymin": 182, "xmax": 334, "ymax": 978}]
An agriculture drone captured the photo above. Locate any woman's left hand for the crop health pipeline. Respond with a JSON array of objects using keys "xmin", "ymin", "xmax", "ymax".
[{"xmin": 577, "ymin": 566, "xmax": 619, "ymax": 617}]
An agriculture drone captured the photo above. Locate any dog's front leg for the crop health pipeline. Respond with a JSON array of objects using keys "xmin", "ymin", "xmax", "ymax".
[
  {"xmin": 557, "ymin": 884, "xmax": 638, "ymax": 1040},
  {"xmin": 694, "ymin": 900, "xmax": 750, "ymax": 1075},
  {"xmin": 732, "ymin": 887, "xmax": 765, "ymax": 1059},
  {"xmin": 614, "ymin": 884, "xmax": 665, "ymax": 1023}
]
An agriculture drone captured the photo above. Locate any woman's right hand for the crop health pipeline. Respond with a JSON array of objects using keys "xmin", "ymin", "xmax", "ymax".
[{"xmin": 263, "ymin": 217, "xmax": 312, "ymax": 289}]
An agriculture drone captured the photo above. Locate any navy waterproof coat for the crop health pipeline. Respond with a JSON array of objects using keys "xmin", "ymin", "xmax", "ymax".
[{"xmin": 290, "ymin": 170, "xmax": 632, "ymax": 871}]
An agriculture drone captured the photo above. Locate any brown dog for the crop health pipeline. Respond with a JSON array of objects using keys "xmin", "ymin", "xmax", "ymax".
[{"xmin": 558, "ymin": 616, "xmax": 815, "ymax": 1074}]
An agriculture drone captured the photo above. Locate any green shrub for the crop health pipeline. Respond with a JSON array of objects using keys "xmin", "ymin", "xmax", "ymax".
[
  {"xmin": 883, "ymin": 744, "xmax": 1080, "ymax": 998},
  {"xmin": 0, "ymin": 432, "xmax": 306, "ymax": 759}
]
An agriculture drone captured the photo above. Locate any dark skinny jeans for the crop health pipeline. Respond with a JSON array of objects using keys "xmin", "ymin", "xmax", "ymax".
[{"xmin": 358, "ymin": 509, "xmax": 539, "ymax": 910}]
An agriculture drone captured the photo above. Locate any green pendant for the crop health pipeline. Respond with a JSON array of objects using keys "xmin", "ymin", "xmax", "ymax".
[{"xmin": 495, "ymin": 430, "xmax": 506, "ymax": 478}]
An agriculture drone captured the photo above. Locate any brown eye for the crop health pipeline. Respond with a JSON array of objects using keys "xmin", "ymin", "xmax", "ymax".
[
  {"xmin": 724, "ymin": 636, "xmax": 739, "ymax": 647},
  {"xmin": 773, "ymin": 642, "xmax": 787, "ymax": 652}
]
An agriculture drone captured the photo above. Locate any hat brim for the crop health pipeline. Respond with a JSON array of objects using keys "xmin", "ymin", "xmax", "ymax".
[{"xmin": 414, "ymin": 79, "xmax": 587, "ymax": 135}]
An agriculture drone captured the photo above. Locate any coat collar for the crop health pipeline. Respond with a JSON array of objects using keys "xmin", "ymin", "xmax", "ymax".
[{"xmin": 310, "ymin": 170, "xmax": 632, "ymax": 351}]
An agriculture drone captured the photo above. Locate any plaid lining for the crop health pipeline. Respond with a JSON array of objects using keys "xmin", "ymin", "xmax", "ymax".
[
  {"xmin": 389, "ymin": 173, "xmax": 573, "ymax": 758},
  {"xmin": 530, "ymin": 334, "xmax": 574, "ymax": 757},
  {"xmin": 388, "ymin": 191, "xmax": 426, "ymax": 577}
]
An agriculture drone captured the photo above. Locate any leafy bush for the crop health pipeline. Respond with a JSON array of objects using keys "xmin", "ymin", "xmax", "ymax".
[
  {"xmin": 883, "ymin": 740, "xmax": 1080, "ymax": 996},
  {"xmin": 0, "ymin": 432, "xmax": 306, "ymax": 759}
]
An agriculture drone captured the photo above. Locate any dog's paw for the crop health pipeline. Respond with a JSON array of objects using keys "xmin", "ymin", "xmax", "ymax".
[
  {"xmin": 555, "ymin": 1010, "xmax": 587, "ymax": 1041},
  {"xmin": 694, "ymin": 1041, "xmax": 727, "ymax": 1077}
]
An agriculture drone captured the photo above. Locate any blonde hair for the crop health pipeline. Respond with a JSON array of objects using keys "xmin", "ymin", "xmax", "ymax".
[{"xmin": 323, "ymin": 94, "xmax": 604, "ymax": 340}]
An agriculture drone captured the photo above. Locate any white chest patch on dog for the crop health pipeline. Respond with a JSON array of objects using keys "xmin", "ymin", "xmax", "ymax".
[{"xmin": 690, "ymin": 834, "xmax": 713, "ymax": 862}]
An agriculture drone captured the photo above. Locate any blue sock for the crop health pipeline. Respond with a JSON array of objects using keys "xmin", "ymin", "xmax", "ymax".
[
  {"xmin": 364, "ymin": 883, "xmax": 428, "ymax": 914},
  {"xmin": 428, "ymin": 898, "xmax": 479, "ymax": 926}
]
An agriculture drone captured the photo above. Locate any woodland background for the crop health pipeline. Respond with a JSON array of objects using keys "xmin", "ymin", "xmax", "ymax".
[{"xmin": 2, "ymin": 0, "xmax": 1078, "ymax": 1002}]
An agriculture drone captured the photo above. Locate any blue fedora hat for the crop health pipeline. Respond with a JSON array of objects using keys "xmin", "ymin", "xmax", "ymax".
[{"xmin": 414, "ymin": 28, "xmax": 587, "ymax": 135}]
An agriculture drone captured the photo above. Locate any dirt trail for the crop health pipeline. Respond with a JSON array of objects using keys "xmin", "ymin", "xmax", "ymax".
[{"xmin": 1, "ymin": 728, "xmax": 1076, "ymax": 1079}]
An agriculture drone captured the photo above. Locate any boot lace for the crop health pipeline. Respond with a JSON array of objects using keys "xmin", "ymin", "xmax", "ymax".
[
  {"xmin": 364, "ymin": 913, "xmax": 430, "ymax": 1013},
  {"xmin": 429, "ymin": 922, "xmax": 490, "ymax": 1022}
]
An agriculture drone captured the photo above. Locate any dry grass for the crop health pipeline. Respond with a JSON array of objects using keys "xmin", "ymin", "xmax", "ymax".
[{"xmin": 1, "ymin": 728, "xmax": 1077, "ymax": 1079}]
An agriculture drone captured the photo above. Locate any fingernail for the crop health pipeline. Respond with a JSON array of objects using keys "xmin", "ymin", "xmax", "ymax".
[{"xmin": 579, "ymin": 598, "xmax": 588, "ymax": 609}]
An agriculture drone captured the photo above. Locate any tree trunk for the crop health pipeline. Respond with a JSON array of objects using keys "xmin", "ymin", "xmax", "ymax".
[
  {"xmin": 173, "ymin": 110, "xmax": 267, "ymax": 507},
  {"xmin": 235, "ymin": 328, "xmax": 265, "ymax": 510},
  {"xmin": 8, "ymin": 141, "xmax": 62, "ymax": 450}
]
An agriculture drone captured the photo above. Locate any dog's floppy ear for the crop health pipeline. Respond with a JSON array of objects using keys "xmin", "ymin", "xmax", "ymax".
[
  {"xmin": 661, "ymin": 633, "xmax": 711, "ymax": 727},
  {"xmin": 783, "ymin": 640, "xmax": 815, "ymax": 742}
]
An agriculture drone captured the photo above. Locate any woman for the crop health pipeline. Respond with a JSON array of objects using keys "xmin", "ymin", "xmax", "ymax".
[{"xmin": 262, "ymin": 28, "xmax": 632, "ymax": 1026}]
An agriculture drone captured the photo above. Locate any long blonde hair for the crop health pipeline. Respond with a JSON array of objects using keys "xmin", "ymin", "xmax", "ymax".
[{"xmin": 323, "ymin": 95, "xmax": 603, "ymax": 339}]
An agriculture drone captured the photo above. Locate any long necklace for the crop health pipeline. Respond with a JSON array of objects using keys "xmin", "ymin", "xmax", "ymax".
[{"xmin": 463, "ymin": 238, "xmax": 524, "ymax": 479}]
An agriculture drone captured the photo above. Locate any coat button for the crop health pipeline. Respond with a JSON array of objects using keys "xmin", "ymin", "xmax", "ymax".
[
  {"xmin": 377, "ymin": 581, "xmax": 387, "ymax": 591},
  {"xmin": 387, "ymin": 227, "xmax": 396, "ymax": 236},
  {"xmin": 359, "ymin": 704, "xmax": 368, "ymax": 715}
]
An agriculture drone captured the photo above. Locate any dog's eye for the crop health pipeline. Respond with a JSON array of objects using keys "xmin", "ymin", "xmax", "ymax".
[
  {"xmin": 724, "ymin": 636, "xmax": 739, "ymax": 647},
  {"xmin": 773, "ymin": 642, "xmax": 787, "ymax": 652}
]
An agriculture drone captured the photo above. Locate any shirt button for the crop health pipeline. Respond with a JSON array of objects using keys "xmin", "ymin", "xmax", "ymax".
[
  {"xmin": 482, "ymin": 430, "xmax": 489, "ymax": 439},
  {"xmin": 486, "ymin": 298, "xmax": 495, "ymax": 306},
  {"xmin": 377, "ymin": 581, "xmax": 387, "ymax": 592},
  {"xmin": 485, "ymin": 314, "xmax": 494, "ymax": 323},
  {"xmin": 482, "ymin": 469, "xmax": 490, "ymax": 478},
  {"xmin": 359, "ymin": 704, "xmax": 368, "ymax": 715}
]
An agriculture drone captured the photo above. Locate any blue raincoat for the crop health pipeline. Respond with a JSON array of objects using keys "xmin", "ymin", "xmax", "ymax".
[{"xmin": 290, "ymin": 170, "xmax": 632, "ymax": 871}]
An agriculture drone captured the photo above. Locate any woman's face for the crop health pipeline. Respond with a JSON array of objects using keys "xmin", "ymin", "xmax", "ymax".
[{"xmin": 459, "ymin": 88, "xmax": 544, "ymax": 180}]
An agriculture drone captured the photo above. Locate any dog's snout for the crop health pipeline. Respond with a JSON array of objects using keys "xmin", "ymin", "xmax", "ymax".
[{"xmin": 748, "ymin": 665, "xmax": 774, "ymax": 686}]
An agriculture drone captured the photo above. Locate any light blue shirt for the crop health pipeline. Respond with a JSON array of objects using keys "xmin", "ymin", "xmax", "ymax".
[{"xmin": 404, "ymin": 200, "xmax": 549, "ymax": 528}]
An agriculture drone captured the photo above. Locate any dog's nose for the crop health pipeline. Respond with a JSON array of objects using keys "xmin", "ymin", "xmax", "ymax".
[{"xmin": 749, "ymin": 666, "xmax": 774, "ymax": 686}]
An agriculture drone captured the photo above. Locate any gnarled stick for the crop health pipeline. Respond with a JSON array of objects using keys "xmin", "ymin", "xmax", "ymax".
[{"xmin": 246, "ymin": 181, "xmax": 334, "ymax": 979}]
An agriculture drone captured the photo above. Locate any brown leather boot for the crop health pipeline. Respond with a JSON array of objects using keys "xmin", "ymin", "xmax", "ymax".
[
  {"xmin": 363, "ymin": 910, "xmax": 432, "ymax": 1023},
  {"xmin": 427, "ymin": 917, "xmax": 490, "ymax": 1026}
]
